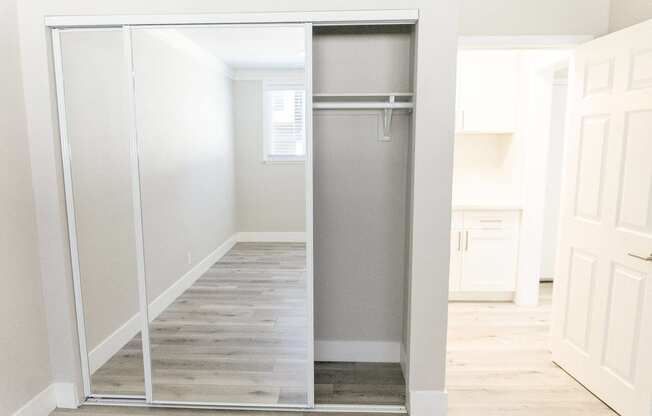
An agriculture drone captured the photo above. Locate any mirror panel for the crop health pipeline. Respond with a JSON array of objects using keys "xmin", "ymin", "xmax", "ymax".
[
  {"xmin": 59, "ymin": 29, "xmax": 145, "ymax": 397},
  {"xmin": 130, "ymin": 24, "xmax": 310, "ymax": 405}
]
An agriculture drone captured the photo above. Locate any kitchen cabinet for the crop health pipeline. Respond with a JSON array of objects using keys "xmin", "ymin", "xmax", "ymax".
[
  {"xmin": 449, "ymin": 209, "xmax": 520, "ymax": 300},
  {"xmin": 455, "ymin": 50, "xmax": 519, "ymax": 133}
]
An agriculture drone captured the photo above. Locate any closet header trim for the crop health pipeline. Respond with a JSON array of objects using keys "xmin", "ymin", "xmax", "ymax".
[{"xmin": 45, "ymin": 9, "xmax": 419, "ymax": 28}]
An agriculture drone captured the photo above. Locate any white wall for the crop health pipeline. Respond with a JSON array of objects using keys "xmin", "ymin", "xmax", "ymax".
[
  {"xmin": 459, "ymin": 0, "xmax": 610, "ymax": 36},
  {"xmin": 452, "ymin": 133, "xmax": 522, "ymax": 204},
  {"xmin": 609, "ymin": 0, "xmax": 652, "ymax": 32},
  {"xmin": 0, "ymin": 0, "xmax": 53, "ymax": 413},
  {"xmin": 540, "ymin": 77, "xmax": 568, "ymax": 280},
  {"xmin": 19, "ymin": 0, "xmax": 450, "ymax": 415},
  {"xmin": 233, "ymin": 79, "xmax": 305, "ymax": 232}
]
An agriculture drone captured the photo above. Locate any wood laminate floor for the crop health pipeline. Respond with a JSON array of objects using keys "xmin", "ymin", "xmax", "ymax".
[
  {"xmin": 447, "ymin": 283, "xmax": 619, "ymax": 416},
  {"xmin": 315, "ymin": 362, "xmax": 405, "ymax": 405},
  {"xmin": 92, "ymin": 242, "xmax": 309, "ymax": 405}
]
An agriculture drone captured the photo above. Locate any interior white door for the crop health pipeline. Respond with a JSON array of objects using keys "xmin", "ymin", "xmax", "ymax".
[{"xmin": 550, "ymin": 19, "xmax": 652, "ymax": 416}]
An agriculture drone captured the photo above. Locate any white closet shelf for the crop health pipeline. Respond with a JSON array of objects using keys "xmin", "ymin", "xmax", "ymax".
[
  {"xmin": 312, "ymin": 93, "xmax": 414, "ymax": 109},
  {"xmin": 313, "ymin": 92, "xmax": 414, "ymax": 97},
  {"xmin": 313, "ymin": 93, "xmax": 414, "ymax": 141},
  {"xmin": 312, "ymin": 102, "xmax": 414, "ymax": 109}
]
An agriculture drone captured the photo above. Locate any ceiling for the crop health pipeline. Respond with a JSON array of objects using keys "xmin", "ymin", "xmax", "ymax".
[{"xmin": 160, "ymin": 25, "xmax": 306, "ymax": 70}]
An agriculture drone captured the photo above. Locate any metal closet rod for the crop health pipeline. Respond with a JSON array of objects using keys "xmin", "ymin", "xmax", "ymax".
[{"xmin": 312, "ymin": 102, "xmax": 414, "ymax": 109}]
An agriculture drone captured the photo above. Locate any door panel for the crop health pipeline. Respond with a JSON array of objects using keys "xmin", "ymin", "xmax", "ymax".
[
  {"xmin": 58, "ymin": 28, "xmax": 146, "ymax": 398},
  {"xmin": 551, "ymin": 19, "xmax": 652, "ymax": 416}
]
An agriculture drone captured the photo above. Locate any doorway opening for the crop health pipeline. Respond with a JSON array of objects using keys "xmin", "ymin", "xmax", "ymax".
[{"xmin": 446, "ymin": 41, "xmax": 619, "ymax": 415}]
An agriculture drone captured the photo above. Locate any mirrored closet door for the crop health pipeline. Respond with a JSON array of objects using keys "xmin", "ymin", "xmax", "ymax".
[
  {"xmin": 130, "ymin": 24, "xmax": 311, "ymax": 406},
  {"xmin": 55, "ymin": 23, "xmax": 312, "ymax": 407},
  {"xmin": 57, "ymin": 28, "xmax": 147, "ymax": 398}
]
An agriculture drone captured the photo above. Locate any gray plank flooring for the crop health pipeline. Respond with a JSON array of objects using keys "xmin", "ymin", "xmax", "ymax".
[
  {"xmin": 315, "ymin": 362, "xmax": 405, "ymax": 405},
  {"xmin": 92, "ymin": 242, "xmax": 309, "ymax": 406}
]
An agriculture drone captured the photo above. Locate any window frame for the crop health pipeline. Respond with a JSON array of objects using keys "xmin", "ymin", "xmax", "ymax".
[{"xmin": 262, "ymin": 80, "xmax": 306, "ymax": 163}]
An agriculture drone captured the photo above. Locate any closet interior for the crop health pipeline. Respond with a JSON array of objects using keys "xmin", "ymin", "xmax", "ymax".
[
  {"xmin": 312, "ymin": 25, "xmax": 414, "ymax": 406},
  {"xmin": 53, "ymin": 19, "xmax": 415, "ymax": 410}
]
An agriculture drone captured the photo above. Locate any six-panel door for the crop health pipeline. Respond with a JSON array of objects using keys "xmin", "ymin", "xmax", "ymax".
[{"xmin": 550, "ymin": 19, "xmax": 652, "ymax": 416}]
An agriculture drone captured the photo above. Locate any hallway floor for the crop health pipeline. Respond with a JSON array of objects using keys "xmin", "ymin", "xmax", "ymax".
[{"xmin": 446, "ymin": 283, "xmax": 619, "ymax": 416}]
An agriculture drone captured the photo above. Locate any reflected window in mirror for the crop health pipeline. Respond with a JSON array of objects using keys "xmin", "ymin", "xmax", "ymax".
[{"xmin": 263, "ymin": 81, "xmax": 306, "ymax": 162}]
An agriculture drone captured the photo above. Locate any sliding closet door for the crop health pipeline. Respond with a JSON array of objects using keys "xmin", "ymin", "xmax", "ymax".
[
  {"xmin": 57, "ymin": 29, "xmax": 147, "ymax": 398},
  {"xmin": 129, "ymin": 24, "xmax": 313, "ymax": 406}
]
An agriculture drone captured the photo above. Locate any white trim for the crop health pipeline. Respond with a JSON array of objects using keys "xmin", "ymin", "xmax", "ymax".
[
  {"xmin": 10, "ymin": 383, "xmax": 80, "ymax": 416},
  {"xmin": 54, "ymin": 383, "xmax": 80, "ymax": 409},
  {"xmin": 407, "ymin": 390, "xmax": 447, "ymax": 416},
  {"xmin": 313, "ymin": 404, "xmax": 407, "ymax": 413},
  {"xmin": 236, "ymin": 232, "xmax": 306, "ymax": 243},
  {"xmin": 303, "ymin": 22, "xmax": 315, "ymax": 408},
  {"xmin": 51, "ymin": 28, "xmax": 93, "ymax": 398},
  {"xmin": 10, "ymin": 385, "xmax": 57, "ymax": 416},
  {"xmin": 88, "ymin": 313, "xmax": 141, "ymax": 374},
  {"xmin": 45, "ymin": 10, "xmax": 419, "ymax": 28},
  {"xmin": 458, "ymin": 35, "xmax": 593, "ymax": 49},
  {"xmin": 122, "ymin": 26, "xmax": 154, "ymax": 402},
  {"xmin": 148, "ymin": 234, "xmax": 238, "ymax": 320},
  {"xmin": 315, "ymin": 340, "xmax": 401, "ymax": 362}
]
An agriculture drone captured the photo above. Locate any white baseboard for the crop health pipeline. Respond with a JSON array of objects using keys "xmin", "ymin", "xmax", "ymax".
[
  {"xmin": 236, "ymin": 232, "xmax": 305, "ymax": 242},
  {"xmin": 149, "ymin": 234, "xmax": 238, "ymax": 320},
  {"xmin": 315, "ymin": 340, "xmax": 400, "ymax": 362},
  {"xmin": 407, "ymin": 390, "xmax": 447, "ymax": 416},
  {"xmin": 10, "ymin": 385, "xmax": 56, "ymax": 416},
  {"xmin": 54, "ymin": 382, "xmax": 79, "ymax": 409},
  {"xmin": 10, "ymin": 382, "xmax": 79, "ymax": 416},
  {"xmin": 88, "ymin": 313, "xmax": 140, "ymax": 373}
]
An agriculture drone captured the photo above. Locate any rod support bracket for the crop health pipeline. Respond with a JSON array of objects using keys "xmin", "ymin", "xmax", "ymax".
[{"xmin": 380, "ymin": 95, "xmax": 395, "ymax": 141}]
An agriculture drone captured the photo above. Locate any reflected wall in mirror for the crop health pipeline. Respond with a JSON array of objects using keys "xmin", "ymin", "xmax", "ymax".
[
  {"xmin": 129, "ymin": 25, "xmax": 309, "ymax": 405},
  {"xmin": 59, "ymin": 29, "xmax": 145, "ymax": 397}
]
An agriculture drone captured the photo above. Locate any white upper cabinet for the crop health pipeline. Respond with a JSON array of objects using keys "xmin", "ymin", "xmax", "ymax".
[{"xmin": 456, "ymin": 50, "xmax": 519, "ymax": 133}]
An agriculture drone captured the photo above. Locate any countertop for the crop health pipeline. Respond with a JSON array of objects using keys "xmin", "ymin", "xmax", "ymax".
[{"xmin": 452, "ymin": 202, "xmax": 523, "ymax": 211}]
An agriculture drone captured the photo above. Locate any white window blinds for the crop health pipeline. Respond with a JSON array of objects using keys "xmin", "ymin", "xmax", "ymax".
[{"xmin": 264, "ymin": 84, "xmax": 305, "ymax": 161}]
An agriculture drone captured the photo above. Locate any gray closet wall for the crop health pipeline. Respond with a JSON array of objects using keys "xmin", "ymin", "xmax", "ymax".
[{"xmin": 313, "ymin": 26, "xmax": 414, "ymax": 348}]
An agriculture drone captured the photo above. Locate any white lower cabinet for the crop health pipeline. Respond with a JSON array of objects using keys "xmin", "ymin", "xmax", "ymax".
[{"xmin": 449, "ymin": 209, "xmax": 520, "ymax": 300}]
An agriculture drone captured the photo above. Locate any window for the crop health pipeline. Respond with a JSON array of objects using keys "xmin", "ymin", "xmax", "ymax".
[{"xmin": 263, "ymin": 82, "xmax": 306, "ymax": 162}]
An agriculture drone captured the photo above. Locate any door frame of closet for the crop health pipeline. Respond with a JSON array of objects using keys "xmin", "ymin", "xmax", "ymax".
[{"xmin": 49, "ymin": 9, "xmax": 418, "ymax": 412}]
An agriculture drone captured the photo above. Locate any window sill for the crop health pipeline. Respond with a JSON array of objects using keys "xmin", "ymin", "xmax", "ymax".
[{"xmin": 262, "ymin": 159, "xmax": 306, "ymax": 165}]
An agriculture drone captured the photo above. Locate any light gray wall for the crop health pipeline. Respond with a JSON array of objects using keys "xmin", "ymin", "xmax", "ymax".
[
  {"xmin": 312, "ymin": 27, "xmax": 411, "ymax": 346},
  {"xmin": 608, "ymin": 0, "xmax": 652, "ymax": 32},
  {"xmin": 59, "ymin": 29, "xmax": 141, "ymax": 352},
  {"xmin": 0, "ymin": 0, "xmax": 53, "ymax": 413},
  {"xmin": 132, "ymin": 29, "xmax": 237, "ymax": 302},
  {"xmin": 314, "ymin": 112, "xmax": 411, "ymax": 343},
  {"xmin": 459, "ymin": 0, "xmax": 610, "ymax": 35},
  {"xmin": 58, "ymin": 28, "xmax": 237, "ymax": 353},
  {"xmin": 234, "ymin": 80, "xmax": 305, "ymax": 232},
  {"xmin": 21, "ymin": 0, "xmax": 607, "ymax": 406}
]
